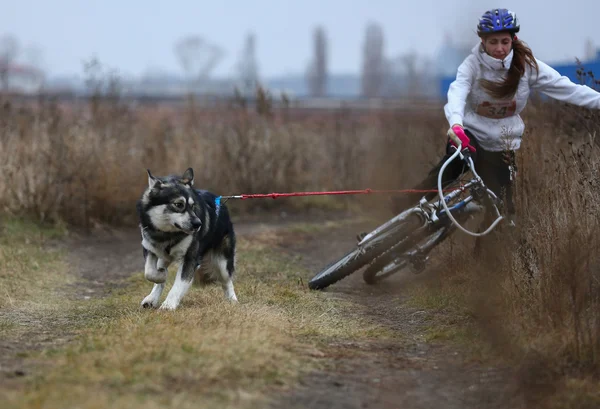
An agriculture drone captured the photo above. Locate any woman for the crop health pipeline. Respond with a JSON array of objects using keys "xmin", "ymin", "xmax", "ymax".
[{"xmin": 393, "ymin": 8, "xmax": 600, "ymax": 226}]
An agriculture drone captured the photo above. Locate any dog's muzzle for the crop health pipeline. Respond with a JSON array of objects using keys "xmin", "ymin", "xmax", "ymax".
[
  {"xmin": 191, "ymin": 219, "xmax": 202, "ymax": 231},
  {"xmin": 174, "ymin": 220, "xmax": 201, "ymax": 234}
]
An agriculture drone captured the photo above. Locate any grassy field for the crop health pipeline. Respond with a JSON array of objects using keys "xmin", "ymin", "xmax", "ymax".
[{"xmin": 0, "ymin": 217, "xmax": 399, "ymax": 409}]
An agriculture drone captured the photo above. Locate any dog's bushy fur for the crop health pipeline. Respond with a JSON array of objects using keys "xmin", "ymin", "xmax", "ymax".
[{"xmin": 136, "ymin": 168, "xmax": 237, "ymax": 310}]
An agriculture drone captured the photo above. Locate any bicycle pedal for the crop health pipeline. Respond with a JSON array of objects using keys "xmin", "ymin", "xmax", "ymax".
[{"xmin": 410, "ymin": 254, "xmax": 429, "ymax": 274}]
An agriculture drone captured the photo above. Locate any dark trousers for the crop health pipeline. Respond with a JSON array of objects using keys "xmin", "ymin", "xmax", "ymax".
[{"xmin": 392, "ymin": 130, "xmax": 517, "ymax": 220}]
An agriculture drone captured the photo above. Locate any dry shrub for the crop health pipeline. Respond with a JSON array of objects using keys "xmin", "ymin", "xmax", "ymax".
[
  {"xmin": 0, "ymin": 96, "xmax": 144, "ymax": 227},
  {"xmin": 0, "ymin": 86, "xmax": 446, "ymax": 226},
  {"xmin": 425, "ymin": 96, "xmax": 600, "ymax": 405},
  {"xmin": 513, "ymin": 103, "xmax": 600, "ymax": 369}
]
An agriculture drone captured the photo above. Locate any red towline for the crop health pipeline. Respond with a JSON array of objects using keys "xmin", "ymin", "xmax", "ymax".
[{"xmin": 218, "ymin": 187, "xmax": 461, "ymax": 201}]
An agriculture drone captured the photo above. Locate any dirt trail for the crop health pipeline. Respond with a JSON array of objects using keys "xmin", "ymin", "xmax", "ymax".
[
  {"xmin": 1, "ymin": 215, "xmax": 523, "ymax": 408},
  {"xmin": 0, "ymin": 226, "xmax": 143, "ymax": 385},
  {"xmin": 270, "ymin": 219, "xmax": 522, "ymax": 409}
]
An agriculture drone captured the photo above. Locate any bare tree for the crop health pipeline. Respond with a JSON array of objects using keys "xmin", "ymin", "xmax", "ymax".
[
  {"xmin": 0, "ymin": 35, "xmax": 19, "ymax": 91},
  {"xmin": 174, "ymin": 35, "xmax": 224, "ymax": 92},
  {"xmin": 360, "ymin": 22, "xmax": 385, "ymax": 98},
  {"xmin": 236, "ymin": 32, "xmax": 259, "ymax": 94},
  {"xmin": 306, "ymin": 26, "xmax": 328, "ymax": 97}
]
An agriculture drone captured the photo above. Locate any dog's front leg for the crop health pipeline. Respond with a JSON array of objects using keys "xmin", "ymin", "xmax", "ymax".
[
  {"xmin": 141, "ymin": 258, "xmax": 171, "ymax": 308},
  {"xmin": 144, "ymin": 251, "xmax": 167, "ymax": 284},
  {"xmin": 159, "ymin": 257, "xmax": 196, "ymax": 311},
  {"xmin": 141, "ymin": 283, "xmax": 165, "ymax": 308},
  {"xmin": 157, "ymin": 258, "xmax": 170, "ymax": 277}
]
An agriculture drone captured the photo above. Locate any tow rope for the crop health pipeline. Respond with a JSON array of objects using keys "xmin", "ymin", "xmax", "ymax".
[{"xmin": 215, "ymin": 187, "xmax": 462, "ymax": 207}]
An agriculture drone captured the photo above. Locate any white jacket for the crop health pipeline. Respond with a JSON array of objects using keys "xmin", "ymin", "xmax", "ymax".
[{"xmin": 444, "ymin": 43, "xmax": 600, "ymax": 151}]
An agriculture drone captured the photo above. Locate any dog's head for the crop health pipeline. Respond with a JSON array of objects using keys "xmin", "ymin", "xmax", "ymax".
[{"xmin": 140, "ymin": 168, "xmax": 201, "ymax": 234}]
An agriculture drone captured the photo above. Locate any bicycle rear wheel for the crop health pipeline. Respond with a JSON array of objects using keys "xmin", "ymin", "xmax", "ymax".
[
  {"xmin": 363, "ymin": 201, "xmax": 479, "ymax": 284},
  {"xmin": 308, "ymin": 212, "xmax": 422, "ymax": 290}
]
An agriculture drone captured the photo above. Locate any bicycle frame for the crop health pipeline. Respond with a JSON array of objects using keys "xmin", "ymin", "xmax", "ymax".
[
  {"xmin": 357, "ymin": 142, "xmax": 504, "ymax": 250},
  {"xmin": 307, "ymin": 138, "xmax": 507, "ymax": 290}
]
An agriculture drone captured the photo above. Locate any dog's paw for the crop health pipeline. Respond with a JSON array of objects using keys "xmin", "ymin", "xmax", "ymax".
[
  {"xmin": 227, "ymin": 294, "xmax": 239, "ymax": 303},
  {"xmin": 159, "ymin": 300, "xmax": 179, "ymax": 311},
  {"xmin": 141, "ymin": 295, "xmax": 160, "ymax": 309},
  {"xmin": 145, "ymin": 268, "xmax": 167, "ymax": 284}
]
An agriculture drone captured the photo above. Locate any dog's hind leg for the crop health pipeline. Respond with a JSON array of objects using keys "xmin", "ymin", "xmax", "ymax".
[
  {"xmin": 213, "ymin": 252, "xmax": 238, "ymax": 303},
  {"xmin": 159, "ymin": 257, "xmax": 196, "ymax": 311},
  {"xmin": 141, "ymin": 283, "xmax": 165, "ymax": 309},
  {"xmin": 194, "ymin": 259, "xmax": 217, "ymax": 287}
]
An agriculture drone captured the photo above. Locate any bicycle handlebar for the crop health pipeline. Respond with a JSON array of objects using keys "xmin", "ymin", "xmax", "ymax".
[{"xmin": 437, "ymin": 142, "xmax": 504, "ymax": 237}]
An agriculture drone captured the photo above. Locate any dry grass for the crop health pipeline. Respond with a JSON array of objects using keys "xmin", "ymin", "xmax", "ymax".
[
  {"xmin": 0, "ymin": 221, "xmax": 397, "ymax": 409},
  {"xmin": 402, "ymin": 96, "xmax": 600, "ymax": 407},
  {"xmin": 0, "ymin": 91, "xmax": 443, "ymax": 227},
  {"xmin": 0, "ymin": 217, "xmax": 69, "ymax": 311}
]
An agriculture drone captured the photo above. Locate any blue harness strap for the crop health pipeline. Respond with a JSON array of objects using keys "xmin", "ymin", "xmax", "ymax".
[{"xmin": 215, "ymin": 196, "xmax": 221, "ymax": 217}]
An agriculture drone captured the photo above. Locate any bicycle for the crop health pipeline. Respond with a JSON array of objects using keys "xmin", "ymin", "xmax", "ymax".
[{"xmin": 308, "ymin": 138, "xmax": 505, "ymax": 290}]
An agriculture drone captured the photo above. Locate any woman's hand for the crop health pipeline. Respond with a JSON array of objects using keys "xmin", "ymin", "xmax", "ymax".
[{"xmin": 447, "ymin": 124, "xmax": 476, "ymax": 153}]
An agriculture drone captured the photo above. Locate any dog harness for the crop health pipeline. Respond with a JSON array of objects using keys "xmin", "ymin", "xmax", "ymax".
[{"xmin": 215, "ymin": 196, "xmax": 221, "ymax": 217}]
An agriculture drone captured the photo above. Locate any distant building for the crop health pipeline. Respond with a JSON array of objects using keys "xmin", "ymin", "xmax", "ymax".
[{"xmin": 541, "ymin": 50, "xmax": 600, "ymax": 90}]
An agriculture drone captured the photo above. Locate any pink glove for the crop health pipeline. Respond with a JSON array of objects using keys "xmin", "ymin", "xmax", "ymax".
[{"xmin": 448, "ymin": 125, "xmax": 476, "ymax": 153}]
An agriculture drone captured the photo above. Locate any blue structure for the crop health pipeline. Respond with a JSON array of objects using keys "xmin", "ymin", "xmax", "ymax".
[{"xmin": 439, "ymin": 50, "xmax": 600, "ymax": 100}]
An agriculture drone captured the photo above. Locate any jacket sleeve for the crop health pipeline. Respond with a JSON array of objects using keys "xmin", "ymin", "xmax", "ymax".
[
  {"xmin": 444, "ymin": 56, "xmax": 476, "ymax": 127},
  {"xmin": 530, "ymin": 59, "xmax": 600, "ymax": 109}
]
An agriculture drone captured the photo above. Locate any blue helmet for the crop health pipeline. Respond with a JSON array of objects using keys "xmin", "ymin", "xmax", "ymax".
[{"xmin": 477, "ymin": 8, "xmax": 520, "ymax": 35}]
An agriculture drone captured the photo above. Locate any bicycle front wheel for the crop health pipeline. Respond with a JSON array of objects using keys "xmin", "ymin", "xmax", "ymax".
[{"xmin": 308, "ymin": 214, "xmax": 422, "ymax": 290}]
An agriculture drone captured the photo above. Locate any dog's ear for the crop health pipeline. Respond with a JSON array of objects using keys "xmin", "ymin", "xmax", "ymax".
[
  {"xmin": 181, "ymin": 168, "xmax": 194, "ymax": 186},
  {"xmin": 147, "ymin": 169, "xmax": 162, "ymax": 189}
]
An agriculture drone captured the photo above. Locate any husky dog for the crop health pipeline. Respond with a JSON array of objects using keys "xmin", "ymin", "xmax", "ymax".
[{"xmin": 136, "ymin": 167, "xmax": 238, "ymax": 310}]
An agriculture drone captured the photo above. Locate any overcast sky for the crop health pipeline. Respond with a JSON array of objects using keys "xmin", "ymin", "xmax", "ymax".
[{"xmin": 2, "ymin": 0, "xmax": 600, "ymax": 79}]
